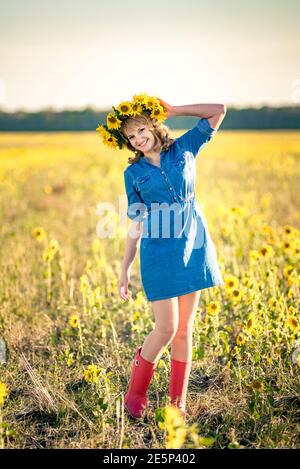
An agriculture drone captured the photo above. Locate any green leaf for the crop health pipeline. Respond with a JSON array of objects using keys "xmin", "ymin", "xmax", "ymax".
[
  {"xmin": 155, "ymin": 407, "xmax": 166, "ymax": 423},
  {"xmin": 198, "ymin": 436, "xmax": 215, "ymax": 447},
  {"xmin": 267, "ymin": 394, "xmax": 275, "ymax": 406}
]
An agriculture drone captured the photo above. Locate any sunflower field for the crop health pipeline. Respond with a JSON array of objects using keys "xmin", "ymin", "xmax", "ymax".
[{"xmin": 0, "ymin": 128, "xmax": 299, "ymax": 449}]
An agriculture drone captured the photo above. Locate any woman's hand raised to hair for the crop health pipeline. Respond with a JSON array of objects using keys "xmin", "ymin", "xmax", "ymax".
[{"xmin": 157, "ymin": 97, "xmax": 176, "ymax": 119}]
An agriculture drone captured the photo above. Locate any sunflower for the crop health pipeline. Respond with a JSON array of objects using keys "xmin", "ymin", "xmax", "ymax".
[
  {"xmin": 294, "ymin": 247, "xmax": 300, "ymax": 259},
  {"xmin": 287, "ymin": 276, "xmax": 296, "ymax": 287},
  {"xmin": 207, "ymin": 301, "xmax": 221, "ymax": 316},
  {"xmin": 143, "ymin": 96, "xmax": 158, "ymax": 110},
  {"xmin": 225, "ymin": 274, "xmax": 239, "ymax": 291},
  {"xmin": 106, "ymin": 113, "xmax": 122, "ymax": 130},
  {"xmin": 42, "ymin": 251, "xmax": 52, "ymax": 262},
  {"xmin": 116, "ymin": 101, "xmax": 133, "ymax": 116},
  {"xmin": 96, "ymin": 125, "xmax": 120, "ymax": 149},
  {"xmin": 132, "ymin": 311, "xmax": 140, "ymax": 321},
  {"xmin": 132, "ymin": 92, "xmax": 148, "ymax": 104},
  {"xmin": 282, "ymin": 240, "xmax": 294, "ymax": 253},
  {"xmin": 84, "ymin": 364, "xmax": 100, "ymax": 383},
  {"xmin": 49, "ymin": 239, "xmax": 59, "ymax": 254},
  {"xmin": 286, "ymin": 316, "xmax": 298, "ymax": 332},
  {"xmin": 33, "ymin": 226, "xmax": 46, "ymax": 242},
  {"xmin": 229, "ymin": 206, "xmax": 245, "ymax": 217},
  {"xmin": 259, "ymin": 244, "xmax": 274, "ymax": 259},
  {"xmin": 105, "ymin": 132, "xmax": 119, "ymax": 149},
  {"xmin": 283, "ymin": 265, "xmax": 294, "ymax": 278},
  {"xmin": 245, "ymin": 313, "xmax": 256, "ymax": 335},
  {"xmin": 130, "ymin": 102, "xmax": 144, "ymax": 116},
  {"xmin": 251, "ymin": 380, "xmax": 264, "ymax": 392},
  {"xmin": 95, "ymin": 124, "xmax": 110, "ymax": 139},
  {"xmin": 236, "ymin": 333, "xmax": 246, "ymax": 347},
  {"xmin": 150, "ymin": 104, "xmax": 167, "ymax": 123},
  {"xmin": 283, "ymin": 225, "xmax": 295, "ymax": 237},
  {"xmin": 69, "ymin": 315, "xmax": 80, "ymax": 328},
  {"xmin": 230, "ymin": 289, "xmax": 242, "ymax": 303}
]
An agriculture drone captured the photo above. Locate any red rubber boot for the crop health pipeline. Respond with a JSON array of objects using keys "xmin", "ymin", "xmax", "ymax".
[
  {"xmin": 169, "ymin": 358, "xmax": 192, "ymax": 416},
  {"xmin": 124, "ymin": 346, "xmax": 157, "ymax": 418}
]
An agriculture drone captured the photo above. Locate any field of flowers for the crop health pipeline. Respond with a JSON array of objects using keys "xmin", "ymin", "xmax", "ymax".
[{"xmin": 0, "ymin": 129, "xmax": 299, "ymax": 449}]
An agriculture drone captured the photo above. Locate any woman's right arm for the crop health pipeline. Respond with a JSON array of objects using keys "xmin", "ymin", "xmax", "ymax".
[{"xmin": 118, "ymin": 220, "xmax": 143, "ymax": 301}]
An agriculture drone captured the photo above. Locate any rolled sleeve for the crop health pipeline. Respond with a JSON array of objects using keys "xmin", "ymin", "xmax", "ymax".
[
  {"xmin": 175, "ymin": 117, "xmax": 217, "ymax": 158},
  {"xmin": 124, "ymin": 170, "xmax": 148, "ymax": 221}
]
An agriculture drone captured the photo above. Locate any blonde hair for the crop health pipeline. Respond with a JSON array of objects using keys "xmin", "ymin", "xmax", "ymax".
[{"xmin": 120, "ymin": 111, "xmax": 175, "ymax": 165}]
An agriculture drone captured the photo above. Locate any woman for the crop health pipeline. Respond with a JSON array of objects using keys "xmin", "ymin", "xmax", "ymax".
[{"xmin": 116, "ymin": 96, "xmax": 227, "ymax": 418}]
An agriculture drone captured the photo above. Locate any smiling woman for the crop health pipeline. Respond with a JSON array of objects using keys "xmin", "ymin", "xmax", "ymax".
[
  {"xmin": 120, "ymin": 110, "xmax": 175, "ymax": 164},
  {"xmin": 114, "ymin": 94, "xmax": 227, "ymax": 420}
]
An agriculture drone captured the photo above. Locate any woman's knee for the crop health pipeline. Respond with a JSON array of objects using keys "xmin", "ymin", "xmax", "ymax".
[
  {"xmin": 154, "ymin": 326, "xmax": 177, "ymax": 345},
  {"xmin": 152, "ymin": 298, "xmax": 179, "ymax": 344},
  {"xmin": 173, "ymin": 326, "xmax": 193, "ymax": 341}
]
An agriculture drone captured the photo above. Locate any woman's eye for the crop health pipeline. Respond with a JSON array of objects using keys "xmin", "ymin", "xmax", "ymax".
[{"xmin": 129, "ymin": 128, "xmax": 145, "ymax": 139}]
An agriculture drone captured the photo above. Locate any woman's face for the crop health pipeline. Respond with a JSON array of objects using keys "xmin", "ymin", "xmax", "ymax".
[{"xmin": 125, "ymin": 122, "xmax": 157, "ymax": 153}]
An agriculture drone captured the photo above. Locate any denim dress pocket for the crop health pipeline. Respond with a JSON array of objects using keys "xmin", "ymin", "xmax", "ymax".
[{"xmin": 135, "ymin": 175, "xmax": 153, "ymax": 197}]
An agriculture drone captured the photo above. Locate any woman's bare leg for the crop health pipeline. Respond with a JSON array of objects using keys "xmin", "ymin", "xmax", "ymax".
[
  {"xmin": 141, "ymin": 297, "xmax": 179, "ymax": 363},
  {"xmin": 170, "ymin": 290, "xmax": 201, "ymax": 362}
]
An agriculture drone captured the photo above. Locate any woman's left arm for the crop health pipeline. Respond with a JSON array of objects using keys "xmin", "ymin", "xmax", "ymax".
[{"xmin": 158, "ymin": 98, "xmax": 227, "ymax": 131}]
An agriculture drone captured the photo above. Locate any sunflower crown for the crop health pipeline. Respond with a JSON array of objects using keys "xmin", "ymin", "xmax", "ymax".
[{"xmin": 95, "ymin": 92, "xmax": 167, "ymax": 150}]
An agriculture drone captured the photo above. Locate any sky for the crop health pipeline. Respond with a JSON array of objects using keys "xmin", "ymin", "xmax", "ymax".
[{"xmin": 0, "ymin": 0, "xmax": 299, "ymax": 112}]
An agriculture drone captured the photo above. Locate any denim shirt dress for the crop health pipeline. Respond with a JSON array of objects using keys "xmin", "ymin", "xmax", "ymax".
[{"xmin": 123, "ymin": 118, "xmax": 224, "ymax": 301}]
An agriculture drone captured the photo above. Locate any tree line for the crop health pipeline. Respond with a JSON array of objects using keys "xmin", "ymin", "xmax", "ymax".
[{"xmin": 0, "ymin": 106, "xmax": 299, "ymax": 131}]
